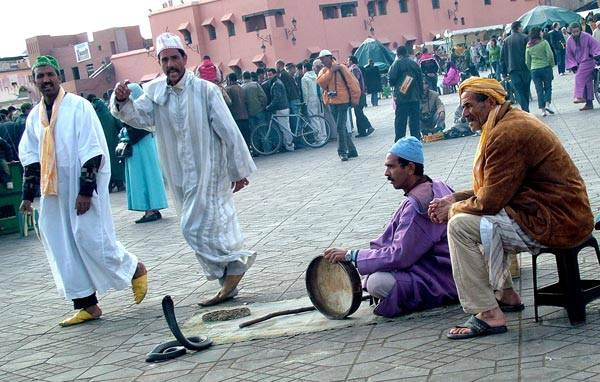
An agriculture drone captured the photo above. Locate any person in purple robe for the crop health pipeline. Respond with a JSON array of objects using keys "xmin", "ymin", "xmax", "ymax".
[
  {"xmin": 565, "ymin": 22, "xmax": 600, "ymax": 110},
  {"xmin": 323, "ymin": 137, "xmax": 458, "ymax": 317}
]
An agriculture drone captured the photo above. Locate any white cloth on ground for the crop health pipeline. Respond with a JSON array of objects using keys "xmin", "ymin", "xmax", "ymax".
[
  {"xmin": 19, "ymin": 93, "xmax": 138, "ymax": 299},
  {"xmin": 110, "ymin": 71, "xmax": 257, "ymax": 279}
]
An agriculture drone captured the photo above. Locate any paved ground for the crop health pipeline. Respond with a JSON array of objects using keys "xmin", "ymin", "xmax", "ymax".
[{"xmin": 1, "ymin": 72, "xmax": 600, "ymax": 382}]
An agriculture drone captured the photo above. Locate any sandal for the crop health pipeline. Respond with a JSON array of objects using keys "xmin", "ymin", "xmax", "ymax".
[
  {"xmin": 497, "ymin": 299, "xmax": 525, "ymax": 313},
  {"xmin": 447, "ymin": 315, "xmax": 507, "ymax": 340}
]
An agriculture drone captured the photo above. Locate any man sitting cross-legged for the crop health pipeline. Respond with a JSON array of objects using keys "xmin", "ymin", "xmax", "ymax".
[{"xmin": 324, "ymin": 137, "xmax": 458, "ymax": 317}]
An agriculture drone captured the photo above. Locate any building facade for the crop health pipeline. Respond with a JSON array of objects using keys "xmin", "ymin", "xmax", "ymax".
[
  {"xmin": 0, "ymin": 56, "xmax": 36, "ymax": 107},
  {"xmin": 112, "ymin": 0, "xmax": 539, "ymax": 83},
  {"xmin": 26, "ymin": 26, "xmax": 147, "ymax": 97}
]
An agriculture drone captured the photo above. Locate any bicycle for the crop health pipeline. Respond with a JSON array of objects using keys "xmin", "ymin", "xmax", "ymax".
[{"xmin": 250, "ymin": 110, "xmax": 332, "ymax": 156}]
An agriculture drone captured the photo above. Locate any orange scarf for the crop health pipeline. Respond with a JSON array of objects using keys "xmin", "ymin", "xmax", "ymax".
[
  {"xmin": 471, "ymin": 103, "xmax": 510, "ymax": 193},
  {"xmin": 39, "ymin": 87, "xmax": 65, "ymax": 196}
]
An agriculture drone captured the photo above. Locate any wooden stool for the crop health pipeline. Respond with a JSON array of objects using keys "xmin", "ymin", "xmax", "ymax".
[{"xmin": 532, "ymin": 236, "xmax": 600, "ymax": 324}]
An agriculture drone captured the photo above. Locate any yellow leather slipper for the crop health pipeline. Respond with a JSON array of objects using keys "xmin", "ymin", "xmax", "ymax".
[
  {"xmin": 132, "ymin": 274, "xmax": 148, "ymax": 304},
  {"xmin": 59, "ymin": 309, "xmax": 98, "ymax": 327}
]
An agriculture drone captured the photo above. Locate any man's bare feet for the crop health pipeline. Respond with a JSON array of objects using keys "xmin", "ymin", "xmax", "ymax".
[
  {"xmin": 133, "ymin": 262, "xmax": 147, "ymax": 280},
  {"xmin": 199, "ymin": 274, "xmax": 244, "ymax": 307},
  {"xmin": 495, "ymin": 288, "xmax": 522, "ymax": 306},
  {"xmin": 448, "ymin": 307, "xmax": 507, "ymax": 336},
  {"xmin": 85, "ymin": 304, "xmax": 103, "ymax": 318}
]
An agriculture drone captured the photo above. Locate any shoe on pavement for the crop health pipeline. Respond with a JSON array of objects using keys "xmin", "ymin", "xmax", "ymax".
[
  {"xmin": 545, "ymin": 102, "xmax": 555, "ymax": 114},
  {"xmin": 59, "ymin": 309, "xmax": 99, "ymax": 327},
  {"xmin": 340, "ymin": 154, "xmax": 349, "ymax": 162}
]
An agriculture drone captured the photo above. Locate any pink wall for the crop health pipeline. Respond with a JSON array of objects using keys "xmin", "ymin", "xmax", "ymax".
[{"xmin": 111, "ymin": 0, "xmax": 538, "ymax": 83}]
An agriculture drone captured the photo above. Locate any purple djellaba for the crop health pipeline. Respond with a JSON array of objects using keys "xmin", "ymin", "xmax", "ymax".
[
  {"xmin": 565, "ymin": 23, "xmax": 600, "ymax": 110},
  {"xmin": 324, "ymin": 137, "xmax": 458, "ymax": 318}
]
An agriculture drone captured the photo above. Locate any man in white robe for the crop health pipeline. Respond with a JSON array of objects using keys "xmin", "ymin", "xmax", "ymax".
[
  {"xmin": 19, "ymin": 56, "xmax": 147, "ymax": 327},
  {"xmin": 110, "ymin": 33, "xmax": 257, "ymax": 306}
]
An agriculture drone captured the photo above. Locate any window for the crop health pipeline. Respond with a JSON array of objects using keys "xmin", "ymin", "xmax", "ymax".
[
  {"xmin": 399, "ymin": 0, "xmax": 408, "ymax": 13},
  {"xmin": 275, "ymin": 13, "xmax": 284, "ymax": 27},
  {"xmin": 225, "ymin": 21, "xmax": 236, "ymax": 36},
  {"xmin": 377, "ymin": 0, "xmax": 387, "ymax": 15},
  {"xmin": 461, "ymin": 17, "xmax": 465, "ymax": 25},
  {"xmin": 245, "ymin": 14, "xmax": 267, "ymax": 32},
  {"xmin": 367, "ymin": 1, "xmax": 376, "ymax": 16},
  {"xmin": 484, "ymin": 0, "xmax": 491, "ymax": 4},
  {"xmin": 322, "ymin": 5, "xmax": 339, "ymax": 19},
  {"xmin": 59, "ymin": 69, "xmax": 65, "ymax": 82},
  {"xmin": 341, "ymin": 3, "xmax": 357, "ymax": 17},
  {"xmin": 110, "ymin": 41, "xmax": 116, "ymax": 55},
  {"xmin": 180, "ymin": 29, "xmax": 192, "ymax": 44},
  {"xmin": 206, "ymin": 25, "xmax": 217, "ymax": 40},
  {"xmin": 432, "ymin": 0, "xmax": 440, "ymax": 9},
  {"xmin": 368, "ymin": 0, "xmax": 387, "ymax": 16},
  {"xmin": 72, "ymin": 67, "xmax": 80, "ymax": 80},
  {"xmin": 86, "ymin": 63, "xmax": 94, "ymax": 77},
  {"xmin": 98, "ymin": 45, "xmax": 102, "ymax": 51}
]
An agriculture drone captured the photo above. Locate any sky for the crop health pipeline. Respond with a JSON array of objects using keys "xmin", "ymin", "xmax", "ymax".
[{"xmin": 0, "ymin": 0, "xmax": 164, "ymax": 57}]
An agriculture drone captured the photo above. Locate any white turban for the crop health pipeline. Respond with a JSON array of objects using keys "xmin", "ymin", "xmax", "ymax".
[{"xmin": 155, "ymin": 32, "xmax": 185, "ymax": 57}]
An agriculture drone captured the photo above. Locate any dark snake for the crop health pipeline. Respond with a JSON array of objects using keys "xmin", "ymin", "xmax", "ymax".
[{"xmin": 145, "ymin": 295, "xmax": 213, "ymax": 362}]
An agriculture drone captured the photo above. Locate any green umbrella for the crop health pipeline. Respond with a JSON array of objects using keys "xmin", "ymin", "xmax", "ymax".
[
  {"xmin": 354, "ymin": 38, "xmax": 395, "ymax": 72},
  {"xmin": 516, "ymin": 5, "xmax": 581, "ymax": 32}
]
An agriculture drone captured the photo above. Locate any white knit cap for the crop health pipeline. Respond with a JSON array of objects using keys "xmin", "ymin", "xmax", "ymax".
[
  {"xmin": 317, "ymin": 49, "xmax": 333, "ymax": 59},
  {"xmin": 155, "ymin": 32, "xmax": 185, "ymax": 57}
]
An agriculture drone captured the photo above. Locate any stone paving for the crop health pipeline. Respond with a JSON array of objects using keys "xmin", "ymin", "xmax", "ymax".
[{"xmin": 1, "ymin": 72, "xmax": 600, "ymax": 381}]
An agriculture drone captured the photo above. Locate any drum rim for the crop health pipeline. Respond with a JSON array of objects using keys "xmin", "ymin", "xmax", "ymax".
[{"xmin": 305, "ymin": 255, "xmax": 363, "ymax": 319}]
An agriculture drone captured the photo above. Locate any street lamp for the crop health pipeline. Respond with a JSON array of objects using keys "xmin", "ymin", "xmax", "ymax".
[{"xmin": 285, "ymin": 17, "xmax": 298, "ymax": 45}]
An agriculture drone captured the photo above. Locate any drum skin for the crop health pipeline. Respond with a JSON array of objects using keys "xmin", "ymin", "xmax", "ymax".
[{"xmin": 305, "ymin": 256, "xmax": 363, "ymax": 319}]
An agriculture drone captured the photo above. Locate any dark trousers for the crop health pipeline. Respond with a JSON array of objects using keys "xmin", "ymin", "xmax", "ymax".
[
  {"xmin": 394, "ymin": 101, "xmax": 421, "ymax": 141},
  {"xmin": 330, "ymin": 103, "xmax": 357, "ymax": 156},
  {"xmin": 531, "ymin": 66, "xmax": 553, "ymax": 109},
  {"xmin": 353, "ymin": 94, "xmax": 373, "ymax": 135},
  {"xmin": 370, "ymin": 92, "xmax": 379, "ymax": 106},
  {"xmin": 556, "ymin": 49, "xmax": 566, "ymax": 74},
  {"xmin": 235, "ymin": 119, "xmax": 251, "ymax": 146},
  {"xmin": 425, "ymin": 74, "xmax": 438, "ymax": 92},
  {"xmin": 73, "ymin": 293, "xmax": 98, "ymax": 310},
  {"xmin": 509, "ymin": 70, "xmax": 531, "ymax": 112}
]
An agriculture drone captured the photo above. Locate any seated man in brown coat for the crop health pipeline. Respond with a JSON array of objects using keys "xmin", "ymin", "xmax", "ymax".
[{"xmin": 428, "ymin": 77, "xmax": 594, "ymax": 340}]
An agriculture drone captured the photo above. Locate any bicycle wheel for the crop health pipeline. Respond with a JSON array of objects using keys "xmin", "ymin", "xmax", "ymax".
[
  {"xmin": 594, "ymin": 68, "xmax": 600, "ymax": 105},
  {"xmin": 300, "ymin": 115, "xmax": 331, "ymax": 148},
  {"xmin": 250, "ymin": 123, "xmax": 282, "ymax": 155}
]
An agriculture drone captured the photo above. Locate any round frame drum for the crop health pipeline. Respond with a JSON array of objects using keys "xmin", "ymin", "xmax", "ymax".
[{"xmin": 305, "ymin": 256, "xmax": 363, "ymax": 319}]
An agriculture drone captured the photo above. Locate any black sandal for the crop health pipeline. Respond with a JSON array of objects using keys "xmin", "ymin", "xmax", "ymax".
[
  {"xmin": 497, "ymin": 299, "xmax": 525, "ymax": 313},
  {"xmin": 447, "ymin": 316, "xmax": 507, "ymax": 340}
]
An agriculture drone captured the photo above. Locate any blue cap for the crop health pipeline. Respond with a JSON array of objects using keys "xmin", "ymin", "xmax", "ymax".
[
  {"xmin": 127, "ymin": 83, "xmax": 144, "ymax": 100},
  {"xmin": 389, "ymin": 136, "xmax": 424, "ymax": 164}
]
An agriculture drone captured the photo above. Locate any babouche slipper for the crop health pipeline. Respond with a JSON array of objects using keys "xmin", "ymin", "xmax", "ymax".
[
  {"xmin": 447, "ymin": 315, "xmax": 507, "ymax": 340},
  {"xmin": 59, "ymin": 309, "xmax": 99, "ymax": 327},
  {"xmin": 497, "ymin": 299, "xmax": 525, "ymax": 313},
  {"xmin": 132, "ymin": 274, "xmax": 148, "ymax": 304}
]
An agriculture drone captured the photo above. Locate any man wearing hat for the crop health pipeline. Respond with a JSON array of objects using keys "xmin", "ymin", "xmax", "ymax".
[
  {"xmin": 19, "ymin": 55, "xmax": 148, "ymax": 327},
  {"xmin": 324, "ymin": 137, "xmax": 458, "ymax": 317},
  {"xmin": 428, "ymin": 77, "xmax": 594, "ymax": 339},
  {"xmin": 111, "ymin": 33, "xmax": 256, "ymax": 306},
  {"xmin": 316, "ymin": 49, "xmax": 361, "ymax": 161}
]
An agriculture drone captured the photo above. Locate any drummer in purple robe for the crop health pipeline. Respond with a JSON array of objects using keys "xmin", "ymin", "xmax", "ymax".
[
  {"xmin": 565, "ymin": 22, "xmax": 600, "ymax": 111},
  {"xmin": 324, "ymin": 137, "xmax": 458, "ymax": 317}
]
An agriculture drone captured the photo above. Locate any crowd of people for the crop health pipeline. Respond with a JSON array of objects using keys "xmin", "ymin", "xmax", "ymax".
[{"xmin": 192, "ymin": 52, "xmax": 378, "ymax": 161}]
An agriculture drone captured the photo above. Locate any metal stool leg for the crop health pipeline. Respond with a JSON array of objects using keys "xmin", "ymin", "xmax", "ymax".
[{"xmin": 532, "ymin": 253, "xmax": 539, "ymax": 322}]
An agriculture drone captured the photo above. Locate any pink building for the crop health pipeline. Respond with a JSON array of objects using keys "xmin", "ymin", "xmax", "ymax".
[
  {"xmin": 26, "ymin": 26, "xmax": 148, "ymax": 98},
  {"xmin": 112, "ymin": 0, "xmax": 538, "ymax": 83}
]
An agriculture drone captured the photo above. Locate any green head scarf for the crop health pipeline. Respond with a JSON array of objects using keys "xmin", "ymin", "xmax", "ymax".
[{"xmin": 32, "ymin": 55, "xmax": 61, "ymax": 73}]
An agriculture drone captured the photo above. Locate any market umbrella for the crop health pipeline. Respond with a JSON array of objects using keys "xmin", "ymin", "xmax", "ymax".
[
  {"xmin": 516, "ymin": 5, "xmax": 581, "ymax": 32},
  {"xmin": 354, "ymin": 38, "xmax": 395, "ymax": 72}
]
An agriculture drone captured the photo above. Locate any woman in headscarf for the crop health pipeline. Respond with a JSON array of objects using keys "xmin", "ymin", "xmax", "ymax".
[{"xmin": 119, "ymin": 83, "xmax": 168, "ymax": 223}]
